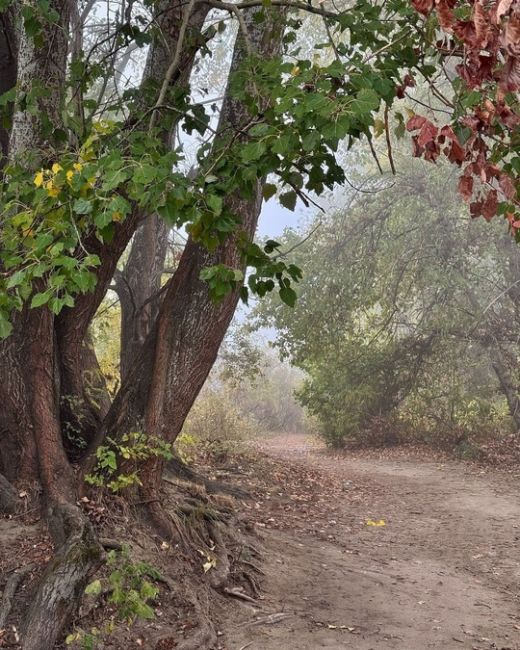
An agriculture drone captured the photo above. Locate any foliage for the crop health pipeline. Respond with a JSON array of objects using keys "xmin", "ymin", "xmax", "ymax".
[
  {"xmin": 85, "ymin": 432, "xmax": 173, "ymax": 492},
  {"xmin": 66, "ymin": 546, "xmax": 161, "ymax": 648},
  {"xmin": 0, "ymin": 0, "xmax": 442, "ymax": 335},
  {"xmin": 178, "ymin": 386, "xmax": 258, "ymax": 463},
  {"xmin": 253, "ymin": 148, "xmax": 520, "ymax": 448},
  {"xmin": 407, "ymin": 0, "xmax": 520, "ymax": 227}
]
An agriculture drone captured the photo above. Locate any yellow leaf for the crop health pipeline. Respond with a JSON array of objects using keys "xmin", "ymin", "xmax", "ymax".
[
  {"xmin": 45, "ymin": 180, "xmax": 59, "ymax": 198},
  {"xmin": 73, "ymin": 162, "xmax": 83, "ymax": 172},
  {"xmin": 51, "ymin": 163, "xmax": 62, "ymax": 174},
  {"xmin": 34, "ymin": 171, "xmax": 44, "ymax": 187},
  {"xmin": 112, "ymin": 211, "xmax": 123, "ymax": 222},
  {"xmin": 291, "ymin": 65, "xmax": 300, "ymax": 76},
  {"xmin": 373, "ymin": 118, "xmax": 385, "ymax": 139},
  {"xmin": 366, "ymin": 519, "xmax": 386, "ymax": 527},
  {"xmin": 66, "ymin": 170, "xmax": 74, "ymax": 183}
]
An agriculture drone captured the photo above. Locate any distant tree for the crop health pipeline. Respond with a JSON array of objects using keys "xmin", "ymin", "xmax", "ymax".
[{"xmin": 254, "ymin": 154, "xmax": 520, "ymax": 447}]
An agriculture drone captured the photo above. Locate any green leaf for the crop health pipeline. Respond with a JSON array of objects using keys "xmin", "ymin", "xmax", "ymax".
[
  {"xmin": 73, "ymin": 198, "xmax": 93, "ymax": 215},
  {"xmin": 351, "ymin": 88, "xmax": 380, "ymax": 115},
  {"xmin": 206, "ymin": 194, "xmax": 223, "ymax": 216},
  {"xmin": 302, "ymin": 131, "xmax": 321, "ymax": 152},
  {"xmin": 262, "ymin": 183, "xmax": 277, "ymax": 201},
  {"xmin": 241, "ymin": 141, "xmax": 267, "ymax": 163},
  {"xmin": 31, "ymin": 291, "xmax": 51, "ymax": 308},
  {"xmin": 279, "ymin": 286, "xmax": 297, "ymax": 307},
  {"xmin": 0, "ymin": 314, "xmax": 13, "ymax": 339},
  {"xmin": 85, "ymin": 579, "xmax": 102, "ymax": 596},
  {"xmin": 279, "ymin": 190, "xmax": 297, "ymax": 211},
  {"xmin": 6, "ymin": 270, "xmax": 25, "ymax": 289}
]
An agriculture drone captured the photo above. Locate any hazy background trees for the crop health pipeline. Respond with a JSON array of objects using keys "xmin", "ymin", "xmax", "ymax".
[{"xmin": 251, "ymin": 146, "xmax": 520, "ymax": 456}]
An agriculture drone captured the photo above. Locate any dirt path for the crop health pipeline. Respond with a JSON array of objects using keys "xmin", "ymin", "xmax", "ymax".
[{"xmin": 222, "ymin": 434, "xmax": 520, "ymax": 650}]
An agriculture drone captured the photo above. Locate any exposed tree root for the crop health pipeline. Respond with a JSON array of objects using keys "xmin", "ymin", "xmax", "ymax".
[
  {"xmin": 223, "ymin": 587, "xmax": 257, "ymax": 603},
  {"xmin": 165, "ymin": 454, "xmax": 250, "ymax": 500},
  {"xmin": 207, "ymin": 521, "xmax": 231, "ymax": 590},
  {"xmin": 21, "ymin": 502, "xmax": 103, "ymax": 650},
  {"xmin": 0, "ymin": 564, "xmax": 34, "ymax": 630}
]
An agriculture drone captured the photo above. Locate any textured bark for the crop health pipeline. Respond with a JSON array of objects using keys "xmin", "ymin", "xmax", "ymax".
[
  {"xmin": 9, "ymin": 0, "xmax": 71, "ymax": 158},
  {"xmin": 0, "ymin": 6, "xmax": 17, "ymax": 163},
  {"xmin": 144, "ymin": 6, "xmax": 286, "ymax": 446},
  {"xmin": 22, "ymin": 503, "xmax": 103, "ymax": 650},
  {"xmin": 0, "ymin": 0, "xmax": 72, "ymax": 487},
  {"xmin": 26, "ymin": 305, "xmax": 76, "ymax": 500},
  {"xmin": 1, "ymin": 8, "xmax": 105, "ymax": 649},
  {"xmin": 116, "ymin": 216, "xmax": 169, "ymax": 383},
  {"xmin": 0, "ymin": 313, "xmax": 39, "ymax": 484}
]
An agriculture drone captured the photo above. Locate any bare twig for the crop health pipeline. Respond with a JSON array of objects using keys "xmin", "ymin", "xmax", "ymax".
[
  {"xmin": 149, "ymin": 0, "xmax": 198, "ymax": 132},
  {"xmin": 367, "ymin": 135, "xmax": 383, "ymax": 175},
  {"xmin": 384, "ymin": 105, "xmax": 396, "ymax": 175},
  {"xmin": 205, "ymin": 0, "xmax": 339, "ymax": 19}
]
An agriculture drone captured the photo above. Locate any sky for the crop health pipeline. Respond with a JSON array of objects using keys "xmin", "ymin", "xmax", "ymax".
[{"xmin": 257, "ymin": 197, "xmax": 308, "ymax": 239}]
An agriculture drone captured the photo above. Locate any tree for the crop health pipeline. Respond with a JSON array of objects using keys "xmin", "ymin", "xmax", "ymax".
[
  {"xmin": 253, "ymin": 150, "xmax": 520, "ymax": 447},
  {"xmin": 0, "ymin": 0, "xmax": 431, "ymax": 646}
]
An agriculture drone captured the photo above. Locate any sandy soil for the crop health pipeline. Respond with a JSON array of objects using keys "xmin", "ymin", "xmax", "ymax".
[{"xmin": 222, "ymin": 434, "xmax": 520, "ymax": 650}]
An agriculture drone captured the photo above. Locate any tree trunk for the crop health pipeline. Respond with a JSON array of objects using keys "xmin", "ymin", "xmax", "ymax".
[
  {"xmin": 2, "ymin": 5, "xmax": 105, "ymax": 648},
  {"xmin": 116, "ymin": 216, "xmax": 169, "ymax": 383},
  {"xmin": 0, "ymin": 312, "xmax": 39, "ymax": 485},
  {"xmin": 55, "ymin": 0, "xmax": 211, "ymax": 447},
  {"xmin": 134, "ymin": 7, "xmax": 286, "ymax": 537},
  {"xmin": 0, "ymin": 6, "xmax": 17, "ymax": 163},
  {"xmin": 55, "ymin": 216, "xmax": 139, "ymax": 451}
]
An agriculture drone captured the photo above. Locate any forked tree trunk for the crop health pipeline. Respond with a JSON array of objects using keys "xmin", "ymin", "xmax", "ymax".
[
  {"xmin": 134, "ymin": 7, "xmax": 286, "ymax": 537},
  {"xmin": 54, "ymin": 0, "xmax": 210, "ymax": 444},
  {"xmin": 1, "ymin": 0, "xmax": 285, "ymax": 643}
]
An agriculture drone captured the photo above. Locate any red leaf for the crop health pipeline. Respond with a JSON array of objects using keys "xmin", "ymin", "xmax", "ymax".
[
  {"xmin": 449, "ymin": 141, "xmax": 465, "ymax": 164},
  {"xmin": 412, "ymin": 0, "xmax": 434, "ymax": 15},
  {"xmin": 411, "ymin": 135, "xmax": 424, "ymax": 158},
  {"xmin": 417, "ymin": 120, "xmax": 438, "ymax": 147},
  {"xmin": 481, "ymin": 188, "xmax": 498, "ymax": 220},
  {"xmin": 496, "ymin": 0, "xmax": 514, "ymax": 22},
  {"xmin": 470, "ymin": 199, "xmax": 483, "ymax": 218},
  {"xmin": 406, "ymin": 115, "xmax": 427, "ymax": 131},
  {"xmin": 439, "ymin": 125, "xmax": 457, "ymax": 140},
  {"xmin": 423, "ymin": 140, "xmax": 440, "ymax": 162},
  {"xmin": 499, "ymin": 55, "xmax": 520, "ymax": 91},
  {"xmin": 473, "ymin": 2, "xmax": 491, "ymax": 47},
  {"xmin": 458, "ymin": 174, "xmax": 474, "ymax": 200},
  {"xmin": 436, "ymin": 0, "xmax": 456, "ymax": 31},
  {"xmin": 499, "ymin": 172, "xmax": 517, "ymax": 199}
]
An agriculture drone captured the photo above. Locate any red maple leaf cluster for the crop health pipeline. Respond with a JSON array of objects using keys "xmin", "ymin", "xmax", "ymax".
[{"xmin": 407, "ymin": 0, "xmax": 520, "ymax": 228}]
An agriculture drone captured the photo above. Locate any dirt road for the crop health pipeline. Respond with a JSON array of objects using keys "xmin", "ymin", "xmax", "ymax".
[{"xmin": 223, "ymin": 434, "xmax": 520, "ymax": 650}]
